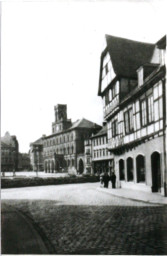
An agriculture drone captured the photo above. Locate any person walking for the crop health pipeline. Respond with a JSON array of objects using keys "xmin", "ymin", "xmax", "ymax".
[{"xmin": 110, "ymin": 172, "xmax": 116, "ymax": 188}]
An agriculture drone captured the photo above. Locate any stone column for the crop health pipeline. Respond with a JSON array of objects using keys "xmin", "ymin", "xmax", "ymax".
[
  {"xmin": 133, "ymin": 157, "xmax": 137, "ymax": 183},
  {"xmin": 124, "ymin": 158, "xmax": 128, "ymax": 182}
]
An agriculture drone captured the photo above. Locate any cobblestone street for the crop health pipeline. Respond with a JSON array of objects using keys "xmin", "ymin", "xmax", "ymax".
[{"xmin": 2, "ymin": 183, "xmax": 167, "ymax": 254}]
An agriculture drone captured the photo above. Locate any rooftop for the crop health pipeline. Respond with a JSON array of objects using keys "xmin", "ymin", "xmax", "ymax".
[
  {"xmin": 70, "ymin": 118, "xmax": 101, "ymax": 130},
  {"xmin": 91, "ymin": 125, "xmax": 107, "ymax": 138},
  {"xmin": 105, "ymin": 34, "xmax": 155, "ymax": 78}
]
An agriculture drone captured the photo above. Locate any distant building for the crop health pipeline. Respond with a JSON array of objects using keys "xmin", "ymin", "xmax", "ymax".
[
  {"xmin": 98, "ymin": 34, "xmax": 166, "ymax": 195},
  {"xmin": 1, "ymin": 132, "xmax": 19, "ymax": 174},
  {"xmin": 84, "ymin": 138, "xmax": 92, "ymax": 174},
  {"xmin": 18, "ymin": 153, "xmax": 31, "ymax": 171},
  {"xmin": 91, "ymin": 125, "xmax": 113, "ymax": 175},
  {"xmin": 43, "ymin": 104, "xmax": 101, "ymax": 174},
  {"xmin": 29, "ymin": 138, "xmax": 43, "ymax": 172}
]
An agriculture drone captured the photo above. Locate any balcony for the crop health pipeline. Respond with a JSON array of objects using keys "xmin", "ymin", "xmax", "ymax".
[{"xmin": 108, "ymin": 137, "xmax": 124, "ymax": 150}]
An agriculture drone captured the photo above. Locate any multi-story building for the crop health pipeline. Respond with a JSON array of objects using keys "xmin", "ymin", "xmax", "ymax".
[
  {"xmin": 1, "ymin": 132, "xmax": 19, "ymax": 174},
  {"xmin": 98, "ymin": 34, "xmax": 166, "ymax": 195},
  {"xmin": 43, "ymin": 104, "xmax": 101, "ymax": 174},
  {"xmin": 91, "ymin": 125, "xmax": 113, "ymax": 175},
  {"xmin": 29, "ymin": 138, "xmax": 44, "ymax": 172}
]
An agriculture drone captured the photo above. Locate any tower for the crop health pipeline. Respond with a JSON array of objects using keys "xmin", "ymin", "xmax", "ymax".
[
  {"xmin": 52, "ymin": 104, "xmax": 72, "ymax": 133},
  {"xmin": 55, "ymin": 104, "xmax": 67, "ymax": 122}
]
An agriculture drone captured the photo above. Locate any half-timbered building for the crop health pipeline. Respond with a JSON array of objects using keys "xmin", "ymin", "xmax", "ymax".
[
  {"xmin": 98, "ymin": 35, "xmax": 166, "ymax": 195},
  {"xmin": 91, "ymin": 125, "xmax": 114, "ymax": 175}
]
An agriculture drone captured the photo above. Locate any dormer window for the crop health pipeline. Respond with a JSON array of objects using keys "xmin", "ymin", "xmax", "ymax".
[
  {"xmin": 160, "ymin": 49, "xmax": 165, "ymax": 65},
  {"xmin": 137, "ymin": 66, "xmax": 144, "ymax": 87}
]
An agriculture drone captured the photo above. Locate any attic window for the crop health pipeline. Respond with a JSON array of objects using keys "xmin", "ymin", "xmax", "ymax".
[{"xmin": 137, "ymin": 66, "xmax": 144, "ymax": 87}]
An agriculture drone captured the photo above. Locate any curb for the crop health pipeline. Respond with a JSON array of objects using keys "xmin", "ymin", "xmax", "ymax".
[{"xmin": 97, "ymin": 187, "xmax": 167, "ymax": 205}]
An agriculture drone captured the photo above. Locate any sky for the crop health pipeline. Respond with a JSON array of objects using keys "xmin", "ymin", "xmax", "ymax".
[{"xmin": 1, "ymin": 0, "xmax": 167, "ymax": 153}]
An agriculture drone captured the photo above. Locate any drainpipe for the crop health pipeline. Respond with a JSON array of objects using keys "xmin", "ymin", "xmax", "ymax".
[{"xmin": 163, "ymin": 75, "xmax": 167, "ymax": 197}]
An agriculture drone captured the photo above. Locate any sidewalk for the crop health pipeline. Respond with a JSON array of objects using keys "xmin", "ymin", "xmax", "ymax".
[
  {"xmin": 97, "ymin": 186, "xmax": 167, "ymax": 205},
  {"xmin": 1, "ymin": 203, "xmax": 49, "ymax": 254}
]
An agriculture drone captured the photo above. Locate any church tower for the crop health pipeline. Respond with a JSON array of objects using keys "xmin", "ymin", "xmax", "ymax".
[{"xmin": 52, "ymin": 104, "xmax": 72, "ymax": 133}]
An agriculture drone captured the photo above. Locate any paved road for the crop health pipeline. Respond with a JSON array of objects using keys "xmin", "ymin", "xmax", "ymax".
[
  {"xmin": 1, "ymin": 203, "xmax": 48, "ymax": 254},
  {"xmin": 2, "ymin": 183, "xmax": 167, "ymax": 254}
]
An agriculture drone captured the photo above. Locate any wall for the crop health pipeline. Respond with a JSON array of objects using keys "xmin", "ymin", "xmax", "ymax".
[{"xmin": 115, "ymin": 135, "xmax": 165, "ymax": 194}]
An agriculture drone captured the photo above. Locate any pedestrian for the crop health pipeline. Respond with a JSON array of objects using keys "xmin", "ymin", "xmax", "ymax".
[
  {"xmin": 100, "ymin": 172, "xmax": 104, "ymax": 187},
  {"xmin": 103, "ymin": 172, "xmax": 110, "ymax": 188},
  {"xmin": 110, "ymin": 172, "xmax": 116, "ymax": 188}
]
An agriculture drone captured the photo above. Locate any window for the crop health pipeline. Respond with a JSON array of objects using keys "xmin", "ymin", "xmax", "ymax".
[
  {"xmin": 112, "ymin": 85, "xmax": 116, "ymax": 98},
  {"xmin": 124, "ymin": 111, "xmax": 129, "ymax": 133},
  {"xmin": 105, "ymin": 91, "xmax": 109, "ymax": 105},
  {"xmin": 140, "ymin": 94, "xmax": 155, "ymax": 126},
  {"xmin": 124, "ymin": 108, "xmax": 134, "ymax": 134},
  {"xmin": 141, "ymin": 100, "xmax": 147, "ymax": 126},
  {"xmin": 148, "ymin": 95, "xmax": 154, "ymax": 123},
  {"xmin": 112, "ymin": 120, "xmax": 118, "ymax": 137},
  {"xmin": 109, "ymin": 89, "xmax": 112, "ymax": 101},
  {"xmin": 86, "ymin": 149, "xmax": 90, "ymax": 154}
]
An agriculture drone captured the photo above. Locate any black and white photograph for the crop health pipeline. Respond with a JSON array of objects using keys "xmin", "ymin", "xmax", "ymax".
[{"xmin": 1, "ymin": 0, "xmax": 167, "ymax": 255}]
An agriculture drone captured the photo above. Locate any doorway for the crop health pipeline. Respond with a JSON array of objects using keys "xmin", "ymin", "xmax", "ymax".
[
  {"xmin": 136, "ymin": 155, "xmax": 145, "ymax": 182},
  {"xmin": 151, "ymin": 152, "xmax": 161, "ymax": 192},
  {"xmin": 79, "ymin": 159, "xmax": 84, "ymax": 174}
]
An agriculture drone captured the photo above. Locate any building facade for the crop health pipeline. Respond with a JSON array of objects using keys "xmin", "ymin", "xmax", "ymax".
[
  {"xmin": 29, "ymin": 138, "xmax": 44, "ymax": 172},
  {"xmin": 91, "ymin": 125, "xmax": 113, "ymax": 175},
  {"xmin": 1, "ymin": 132, "xmax": 19, "ymax": 174},
  {"xmin": 98, "ymin": 35, "xmax": 166, "ymax": 195},
  {"xmin": 84, "ymin": 138, "xmax": 92, "ymax": 174},
  {"xmin": 43, "ymin": 104, "xmax": 101, "ymax": 175}
]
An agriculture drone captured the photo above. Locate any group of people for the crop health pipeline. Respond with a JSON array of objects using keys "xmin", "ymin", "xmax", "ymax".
[{"xmin": 100, "ymin": 171, "xmax": 116, "ymax": 189}]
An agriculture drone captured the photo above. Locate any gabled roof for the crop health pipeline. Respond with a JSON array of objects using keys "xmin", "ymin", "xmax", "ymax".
[
  {"xmin": 70, "ymin": 118, "xmax": 101, "ymax": 130},
  {"xmin": 1, "ymin": 132, "xmax": 15, "ymax": 147},
  {"xmin": 43, "ymin": 118, "xmax": 101, "ymax": 139},
  {"xmin": 156, "ymin": 35, "xmax": 166, "ymax": 49},
  {"xmin": 98, "ymin": 35, "xmax": 155, "ymax": 96},
  {"xmin": 105, "ymin": 35, "xmax": 155, "ymax": 78},
  {"xmin": 91, "ymin": 125, "xmax": 107, "ymax": 138},
  {"xmin": 31, "ymin": 137, "xmax": 43, "ymax": 145}
]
